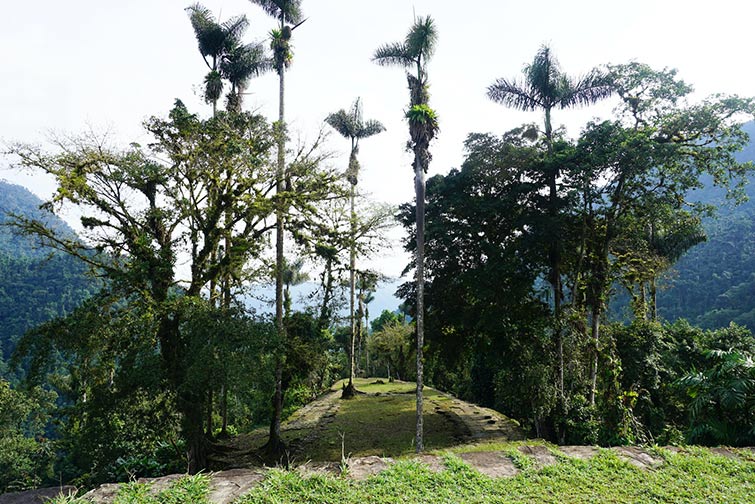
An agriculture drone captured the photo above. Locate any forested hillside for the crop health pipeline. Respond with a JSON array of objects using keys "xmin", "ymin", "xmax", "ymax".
[
  {"xmin": 657, "ymin": 122, "xmax": 755, "ymax": 329},
  {"xmin": 0, "ymin": 181, "xmax": 94, "ymax": 361}
]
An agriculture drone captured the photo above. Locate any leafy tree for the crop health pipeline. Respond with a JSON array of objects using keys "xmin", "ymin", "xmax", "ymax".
[
  {"xmin": 487, "ymin": 44, "xmax": 613, "ymax": 401},
  {"xmin": 8, "ymin": 102, "xmax": 278, "ymax": 472},
  {"xmin": 570, "ymin": 64, "xmax": 754, "ymax": 405},
  {"xmin": 325, "ymin": 97, "xmax": 384, "ymax": 397},
  {"xmin": 373, "ymin": 14, "xmax": 438, "ymax": 453},
  {"xmin": 369, "ymin": 320, "xmax": 413, "ymax": 382}
]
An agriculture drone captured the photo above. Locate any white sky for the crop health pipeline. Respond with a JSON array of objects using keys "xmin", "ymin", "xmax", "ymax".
[{"xmin": 1, "ymin": 0, "xmax": 754, "ymax": 281}]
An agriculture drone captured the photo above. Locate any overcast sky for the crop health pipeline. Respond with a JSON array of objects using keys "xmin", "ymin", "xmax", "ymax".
[{"xmin": 2, "ymin": 0, "xmax": 753, "ymax": 281}]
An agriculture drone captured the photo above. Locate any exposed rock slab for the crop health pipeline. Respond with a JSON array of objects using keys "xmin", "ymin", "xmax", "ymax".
[
  {"xmin": 0, "ymin": 486, "xmax": 77, "ymax": 504},
  {"xmin": 295, "ymin": 461, "xmax": 342, "ymax": 478},
  {"xmin": 558, "ymin": 445, "xmax": 599, "ymax": 460},
  {"xmin": 82, "ymin": 483, "xmax": 121, "ymax": 503},
  {"xmin": 207, "ymin": 469, "xmax": 266, "ymax": 504},
  {"xmin": 346, "ymin": 455, "xmax": 394, "ymax": 480},
  {"xmin": 414, "ymin": 454, "xmax": 447, "ymax": 473},
  {"xmin": 459, "ymin": 451, "xmax": 519, "ymax": 478},
  {"xmin": 518, "ymin": 445, "xmax": 559, "ymax": 468},
  {"xmin": 612, "ymin": 446, "xmax": 663, "ymax": 469},
  {"xmin": 709, "ymin": 447, "xmax": 742, "ymax": 460}
]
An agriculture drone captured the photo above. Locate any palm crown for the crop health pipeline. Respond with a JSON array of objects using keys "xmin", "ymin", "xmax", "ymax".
[
  {"xmin": 325, "ymin": 98, "xmax": 385, "ymax": 185},
  {"xmin": 186, "ymin": 3, "xmax": 270, "ymax": 112},
  {"xmin": 326, "ymin": 99, "xmax": 385, "ymax": 149},
  {"xmin": 373, "ymin": 16, "xmax": 437, "ymax": 105},
  {"xmin": 249, "ymin": 0, "xmax": 302, "ymax": 25},
  {"xmin": 487, "ymin": 44, "xmax": 612, "ymax": 138}
]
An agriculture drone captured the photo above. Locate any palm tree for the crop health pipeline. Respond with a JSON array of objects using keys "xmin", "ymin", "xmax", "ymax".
[
  {"xmin": 487, "ymin": 44, "xmax": 612, "ymax": 406},
  {"xmin": 248, "ymin": 0, "xmax": 304, "ymax": 461},
  {"xmin": 325, "ymin": 98, "xmax": 385, "ymax": 398},
  {"xmin": 186, "ymin": 4, "xmax": 249, "ymax": 116},
  {"xmin": 373, "ymin": 15, "xmax": 438, "ymax": 453}
]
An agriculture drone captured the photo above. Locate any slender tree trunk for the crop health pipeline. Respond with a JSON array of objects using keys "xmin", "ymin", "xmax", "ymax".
[
  {"xmin": 343, "ymin": 181, "xmax": 358, "ymax": 398},
  {"xmin": 414, "ymin": 152, "xmax": 425, "ymax": 453},
  {"xmin": 544, "ymin": 109, "xmax": 565, "ymax": 407},
  {"xmin": 266, "ymin": 37, "xmax": 287, "ymax": 460}
]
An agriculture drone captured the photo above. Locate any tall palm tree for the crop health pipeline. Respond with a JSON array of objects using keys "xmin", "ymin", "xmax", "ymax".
[
  {"xmin": 248, "ymin": 0, "xmax": 304, "ymax": 460},
  {"xmin": 487, "ymin": 44, "xmax": 612, "ymax": 406},
  {"xmin": 325, "ymin": 98, "xmax": 385, "ymax": 398},
  {"xmin": 373, "ymin": 15, "xmax": 438, "ymax": 453}
]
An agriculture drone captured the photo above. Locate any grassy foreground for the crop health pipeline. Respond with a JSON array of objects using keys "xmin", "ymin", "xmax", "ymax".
[{"xmin": 52, "ymin": 446, "xmax": 755, "ymax": 503}]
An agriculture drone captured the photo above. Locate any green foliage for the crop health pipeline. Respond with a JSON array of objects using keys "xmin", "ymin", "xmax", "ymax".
[
  {"xmin": 0, "ymin": 379, "xmax": 56, "ymax": 493},
  {"xmin": 368, "ymin": 320, "xmax": 413, "ymax": 381},
  {"xmin": 370, "ymin": 309, "xmax": 401, "ymax": 333},
  {"xmin": 680, "ymin": 348, "xmax": 755, "ymax": 445}
]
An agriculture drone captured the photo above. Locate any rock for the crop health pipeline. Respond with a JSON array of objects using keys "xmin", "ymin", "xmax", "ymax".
[
  {"xmin": 558, "ymin": 445, "xmax": 599, "ymax": 461},
  {"xmin": 518, "ymin": 445, "xmax": 559, "ymax": 468},
  {"xmin": 459, "ymin": 451, "xmax": 519, "ymax": 478},
  {"xmin": 414, "ymin": 454, "xmax": 446, "ymax": 473},
  {"xmin": 0, "ymin": 486, "xmax": 77, "ymax": 504},
  {"xmin": 82, "ymin": 483, "xmax": 120, "ymax": 503},
  {"xmin": 345, "ymin": 456, "xmax": 394, "ymax": 480},
  {"xmin": 611, "ymin": 446, "xmax": 663, "ymax": 469},
  {"xmin": 207, "ymin": 469, "xmax": 266, "ymax": 504},
  {"xmin": 295, "ymin": 461, "xmax": 341, "ymax": 478}
]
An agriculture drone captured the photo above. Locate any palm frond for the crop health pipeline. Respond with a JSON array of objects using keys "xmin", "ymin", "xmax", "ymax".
[
  {"xmin": 405, "ymin": 15, "xmax": 438, "ymax": 61},
  {"xmin": 325, "ymin": 109, "xmax": 356, "ymax": 139},
  {"xmin": 249, "ymin": 0, "xmax": 302, "ymax": 25},
  {"xmin": 559, "ymin": 68, "xmax": 614, "ymax": 109},
  {"xmin": 221, "ymin": 14, "xmax": 249, "ymax": 47},
  {"xmin": 221, "ymin": 42, "xmax": 272, "ymax": 86},
  {"xmin": 372, "ymin": 42, "xmax": 413, "ymax": 68},
  {"xmin": 487, "ymin": 78, "xmax": 543, "ymax": 111},
  {"xmin": 359, "ymin": 119, "xmax": 386, "ymax": 138},
  {"xmin": 186, "ymin": 3, "xmax": 225, "ymax": 63}
]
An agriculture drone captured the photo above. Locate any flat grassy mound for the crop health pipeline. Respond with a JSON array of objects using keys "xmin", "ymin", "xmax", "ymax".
[
  {"xmin": 212, "ymin": 378, "xmax": 522, "ymax": 467},
  {"xmin": 305, "ymin": 379, "xmax": 462, "ymax": 460}
]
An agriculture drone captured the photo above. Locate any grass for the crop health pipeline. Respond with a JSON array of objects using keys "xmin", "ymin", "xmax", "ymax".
[
  {"xmin": 235, "ymin": 447, "xmax": 755, "ymax": 503},
  {"xmin": 306, "ymin": 378, "xmax": 461, "ymax": 460}
]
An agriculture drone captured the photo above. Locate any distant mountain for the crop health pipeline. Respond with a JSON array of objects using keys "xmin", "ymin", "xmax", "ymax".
[
  {"xmin": 0, "ymin": 181, "xmax": 94, "ymax": 361},
  {"xmin": 656, "ymin": 121, "xmax": 755, "ymax": 329}
]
